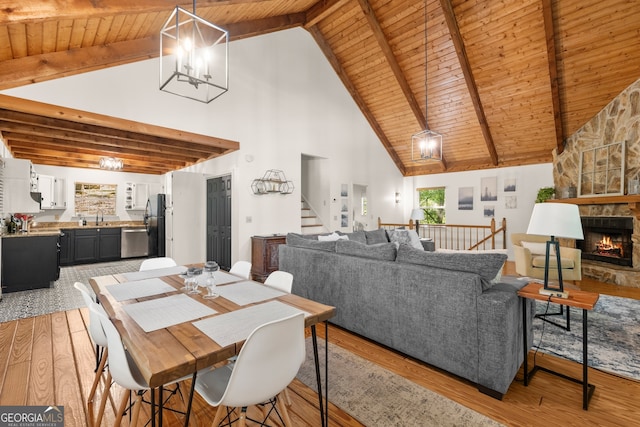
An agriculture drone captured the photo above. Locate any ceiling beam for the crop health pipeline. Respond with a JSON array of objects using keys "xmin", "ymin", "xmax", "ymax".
[
  {"xmin": 0, "ymin": 1, "xmax": 267, "ymax": 24},
  {"xmin": 304, "ymin": 0, "xmax": 349, "ymax": 28},
  {"xmin": 225, "ymin": 12, "xmax": 306, "ymax": 40},
  {"xmin": 541, "ymin": 0, "xmax": 566, "ymax": 155},
  {"xmin": 0, "ymin": 37, "xmax": 160, "ymax": 90},
  {"xmin": 0, "ymin": 95, "xmax": 239, "ymax": 149},
  {"xmin": 356, "ymin": 0, "xmax": 425, "ymax": 130},
  {"xmin": 438, "ymin": 0, "xmax": 499, "ymax": 166},
  {"xmin": 307, "ymin": 25, "xmax": 406, "ymax": 176}
]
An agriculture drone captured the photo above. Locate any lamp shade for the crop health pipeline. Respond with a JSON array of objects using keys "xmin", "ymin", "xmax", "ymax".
[
  {"xmin": 410, "ymin": 208, "xmax": 425, "ymax": 221},
  {"xmin": 526, "ymin": 203, "xmax": 584, "ymax": 240}
]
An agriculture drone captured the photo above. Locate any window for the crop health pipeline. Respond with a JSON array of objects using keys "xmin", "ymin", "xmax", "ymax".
[{"xmin": 418, "ymin": 187, "xmax": 445, "ymax": 224}]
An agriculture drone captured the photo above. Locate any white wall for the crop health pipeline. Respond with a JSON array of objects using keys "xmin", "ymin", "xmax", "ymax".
[
  {"xmin": 4, "ymin": 28, "xmax": 404, "ymax": 263},
  {"xmin": 406, "ymin": 163, "xmax": 554, "ymax": 258}
]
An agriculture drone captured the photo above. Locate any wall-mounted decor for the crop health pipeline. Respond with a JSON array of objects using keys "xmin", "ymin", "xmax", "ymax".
[
  {"xmin": 483, "ymin": 205, "xmax": 495, "ymax": 217},
  {"xmin": 75, "ymin": 182, "xmax": 117, "ymax": 215},
  {"xmin": 458, "ymin": 187, "xmax": 473, "ymax": 210},
  {"xmin": 504, "ymin": 178, "xmax": 516, "ymax": 192},
  {"xmin": 505, "ymin": 196, "xmax": 517, "ymax": 209},
  {"xmin": 251, "ymin": 169, "xmax": 294, "ymax": 195},
  {"xmin": 341, "ymin": 184, "xmax": 348, "ymax": 197},
  {"xmin": 480, "ymin": 176, "xmax": 498, "ymax": 201},
  {"xmin": 578, "ymin": 141, "xmax": 625, "ymax": 197}
]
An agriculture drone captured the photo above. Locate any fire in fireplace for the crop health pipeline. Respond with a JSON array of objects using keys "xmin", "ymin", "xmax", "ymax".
[{"xmin": 577, "ymin": 217, "xmax": 633, "ymax": 267}]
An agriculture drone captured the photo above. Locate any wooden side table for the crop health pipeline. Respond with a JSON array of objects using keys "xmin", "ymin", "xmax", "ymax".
[
  {"xmin": 251, "ymin": 234, "xmax": 286, "ymax": 282},
  {"xmin": 518, "ymin": 282, "xmax": 599, "ymax": 410}
]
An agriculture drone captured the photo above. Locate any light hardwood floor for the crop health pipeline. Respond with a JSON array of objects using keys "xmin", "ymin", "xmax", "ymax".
[{"xmin": 0, "ymin": 262, "xmax": 638, "ymax": 426}]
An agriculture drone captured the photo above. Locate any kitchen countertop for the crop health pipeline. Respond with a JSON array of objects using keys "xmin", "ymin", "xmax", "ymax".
[{"xmin": 2, "ymin": 221, "xmax": 145, "ymax": 238}]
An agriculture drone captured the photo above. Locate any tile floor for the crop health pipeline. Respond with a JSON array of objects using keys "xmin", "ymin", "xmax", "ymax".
[{"xmin": 0, "ymin": 259, "xmax": 143, "ymax": 323}]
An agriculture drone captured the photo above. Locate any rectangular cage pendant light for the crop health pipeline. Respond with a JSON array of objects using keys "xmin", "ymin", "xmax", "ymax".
[
  {"xmin": 160, "ymin": 6, "xmax": 229, "ymax": 103},
  {"xmin": 411, "ymin": 129, "xmax": 443, "ymax": 161}
]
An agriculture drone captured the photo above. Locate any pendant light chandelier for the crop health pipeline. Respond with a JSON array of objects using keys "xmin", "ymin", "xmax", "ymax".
[
  {"xmin": 160, "ymin": 0, "xmax": 229, "ymax": 103},
  {"xmin": 412, "ymin": 0, "xmax": 442, "ymax": 162}
]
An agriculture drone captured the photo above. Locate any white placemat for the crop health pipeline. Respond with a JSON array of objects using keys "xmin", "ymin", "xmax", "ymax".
[
  {"xmin": 215, "ymin": 270, "xmax": 244, "ymax": 285},
  {"xmin": 123, "ymin": 294, "xmax": 217, "ymax": 332},
  {"xmin": 216, "ymin": 281, "xmax": 285, "ymax": 305},
  {"xmin": 121, "ymin": 265, "xmax": 187, "ymax": 281},
  {"xmin": 192, "ymin": 300, "xmax": 307, "ymax": 347},
  {"xmin": 106, "ymin": 278, "xmax": 176, "ymax": 301}
]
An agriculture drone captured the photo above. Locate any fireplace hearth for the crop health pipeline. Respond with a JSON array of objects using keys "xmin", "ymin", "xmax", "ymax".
[{"xmin": 577, "ymin": 216, "xmax": 633, "ymax": 267}]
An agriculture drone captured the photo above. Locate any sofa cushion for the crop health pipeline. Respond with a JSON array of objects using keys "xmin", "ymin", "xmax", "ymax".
[
  {"xmin": 521, "ymin": 241, "xmax": 555, "ymax": 255},
  {"xmin": 337, "ymin": 230, "xmax": 367, "ymax": 244},
  {"xmin": 532, "ymin": 255, "xmax": 575, "ymax": 269},
  {"xmin": 286, "ymin": 233, "xmax": 337, "ymax": 252},
  {"xmin": 388, "ymin": 229, "xmax": 424, "ymax": 250},
  {"xmin": 336, "ymin": 239, "xmax": 397, "ymax": 261},
  {"xmin": 318, "ymin": 232, "xmax": 348, "ymax": 242},
  {"xmin": 396, "ymin": 245, "xmax": 507, "ymax": 290},
  {"xmin": 436, "ymin": 248, "xmax": 508, "ymax": 283},
  {"xmin": 365, "ymin": 229, "xmax": 389, "ymax": 244}
]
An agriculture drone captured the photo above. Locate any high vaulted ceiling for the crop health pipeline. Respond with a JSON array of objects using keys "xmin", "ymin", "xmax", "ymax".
[{"xmin": 1, "ymin": 0, "xmax": 639, "ymax": 176}]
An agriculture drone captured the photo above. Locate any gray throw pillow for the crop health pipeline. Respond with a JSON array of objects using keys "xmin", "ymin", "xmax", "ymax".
[
  {"xmin": 364, "ymin": 228, "xmax": 389, "ymax": 245},
  {"xmin": 286, "ymin": 233, "xmax": 337, "ymax": 252},
  {"xmin": 388, "ymin": 229, "xmax": 423, "ymax": 250},
  {"xmin": 337, "ymin": 230, "xmax": 367, "ymax": 244},
  {"xmin": 336, "ymin": 239, "xmax": 397, "ymax": 261},
  {"xmin": 395, "ymin": 244, "xmax": 507, "ymax": 290}
]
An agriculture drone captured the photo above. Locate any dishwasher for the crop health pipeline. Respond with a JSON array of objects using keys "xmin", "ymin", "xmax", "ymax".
[{"xmin": 121, "ymin": 227, "xmax": 149, "ymax": 258}]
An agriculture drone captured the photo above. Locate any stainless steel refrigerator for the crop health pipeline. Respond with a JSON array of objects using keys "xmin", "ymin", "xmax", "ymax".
[{"xmin": 144, "ymin": 193, "xmax": 166, "ymax": 257}]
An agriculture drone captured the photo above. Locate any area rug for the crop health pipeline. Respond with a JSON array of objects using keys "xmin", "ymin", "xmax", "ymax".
[
  {"xmin": 533, "ymin": 294, "xmax": 640, "ymax": 381},
  {"xmin": 296, "ymin": 338, "xmax": 504, "ymax": 427}
]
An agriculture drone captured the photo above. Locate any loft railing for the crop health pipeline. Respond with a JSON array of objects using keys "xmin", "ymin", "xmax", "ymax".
[{"xmin": 377, "ymin": 217, "xmax": 507, "ymax": 251}]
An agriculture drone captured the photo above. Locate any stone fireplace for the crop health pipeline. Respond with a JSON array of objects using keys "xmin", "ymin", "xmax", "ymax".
[{"xmin": 552, "ymin": 77, "xmax": 640, "ymax": 287}]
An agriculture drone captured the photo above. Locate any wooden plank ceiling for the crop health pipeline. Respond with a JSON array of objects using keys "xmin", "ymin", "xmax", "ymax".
[{"xmin": 0, "ymin": 0, "xmax": 639, "ymax": 176}]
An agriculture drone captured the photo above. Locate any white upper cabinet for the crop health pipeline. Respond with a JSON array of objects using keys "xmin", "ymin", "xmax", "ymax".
[
  {"xmin": 37, "ymin": 174, "xmax": 66, "ymax": 209},
  {"xmin": 2, "ymin": 159, "xmax": 41, "ymax": 214},
  {"xmin": 125, "ymin": 182, "xmax": 149, "ymax": 210}
]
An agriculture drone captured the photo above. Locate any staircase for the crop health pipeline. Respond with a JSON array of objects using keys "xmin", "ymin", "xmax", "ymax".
[{"xmin": 301, "ymin": 199, "xmax": 326, "ymax": 235}]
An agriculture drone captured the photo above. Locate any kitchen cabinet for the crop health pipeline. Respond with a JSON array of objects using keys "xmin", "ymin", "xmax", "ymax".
[
  {"xmin": 251, "ymin": 235, "xmax": 286, "ymax": 282},
  {"xmin": 125, "ymin": 182, "xmax": 149, "ymax": 210},
  {"xmin": 2, "ymin": 158, "xmax": 41, "ymax": 213},
  {"xmin": 38, "ymin": 174, "xmax": 66, "ymax": 209},
  {"xmin": 59, "ymin": 229, "xmax": 74, "ymax": 266},
  {"xmin": 1, "ymin": 234, "xmax": 60, "ymax": 293},
  {"xmin": 73, "ymin": 227, "xmax": 121, "ymax": 264}
]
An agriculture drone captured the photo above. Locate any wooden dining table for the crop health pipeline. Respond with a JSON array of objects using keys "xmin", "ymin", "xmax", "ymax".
[{"xmin": 89, "ymin": 265, "xmax": 336, "ymax": 426}]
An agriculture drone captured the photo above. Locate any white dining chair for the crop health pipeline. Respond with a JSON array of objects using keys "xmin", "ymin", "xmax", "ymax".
[
  {"xmin": 73, "ymin": 282, "xmax": 109, "ymax": 424},
  {"xmin": 229, "ymin": 260, "xmax": 252, "ymax": 279},
  {"xmin": 139, "ymin": 256, "xmax": 178, "ymax": 271},
  {"xmin": 264, "ymin": 270, "xmax": 294, "ymax": 293},
  {"xmin": 194, "ymin": 312, "xmax": 305, "ymax": 427},
  {"xmin": 89, "ymin": 303, "xmax": 190, "ymax": 426}
]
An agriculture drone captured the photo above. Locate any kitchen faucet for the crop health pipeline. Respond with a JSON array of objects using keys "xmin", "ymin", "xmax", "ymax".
[{"xmin": 96, "ymin": 209, "xmax": 104, "ymax": 225}]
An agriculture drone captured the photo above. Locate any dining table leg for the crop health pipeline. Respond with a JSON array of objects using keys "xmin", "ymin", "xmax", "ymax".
[{"xmin": 310, "ymin": 321, "xmax": 329, "ymax": 427}]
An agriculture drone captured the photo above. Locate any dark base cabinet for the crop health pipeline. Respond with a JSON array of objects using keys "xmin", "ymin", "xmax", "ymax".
[
  {"xmin": 59, "ymin": 229, "xmax": 74, "ymax": 266},
  {"xmin": 2, "ymin": 235, "xmax": 60, "ymax": 293},
  {"xmin": 251, "ymin": 235, "xmax": 286, "ymax": 282},
  {"xmin": 70, "ymin": 227, "xmax": 122, "ymax": 265}
]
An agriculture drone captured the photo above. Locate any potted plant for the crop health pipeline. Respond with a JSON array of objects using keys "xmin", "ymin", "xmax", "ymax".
[{"xmin": 535, "ymin": 187, "xmax": 555, "ymax": 203}]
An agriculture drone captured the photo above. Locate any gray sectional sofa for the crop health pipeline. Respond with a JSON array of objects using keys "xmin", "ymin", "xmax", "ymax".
[{"xmin": 279, "ymin": 230, "xmax": 534, "ymax": 399}]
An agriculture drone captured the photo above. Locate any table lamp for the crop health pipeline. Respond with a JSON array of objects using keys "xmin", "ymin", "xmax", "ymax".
[
  {"xmin": 526, "ymin": 203, "xmax": 584, "ymax": 295},
  {"xmin": 410, "ymin": 208, "xmax": 425, "ymax": 234}
]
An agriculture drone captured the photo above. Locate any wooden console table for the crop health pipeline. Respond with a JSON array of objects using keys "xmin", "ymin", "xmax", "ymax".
[{"xmin": 518, "ymin": 283, "xmax": 599, "ymax": 410}]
